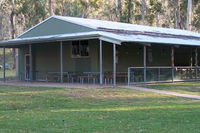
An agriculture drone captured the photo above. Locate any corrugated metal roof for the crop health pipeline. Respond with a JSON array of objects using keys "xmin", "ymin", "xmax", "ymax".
[
  {"xmin": 1, "ymin": 16, "xmax": 200, "ymax": 47},
  {"xmin": 0, "ymin": 31, "xmax": 123, "ymax": 47},
  {"xmin": 1, "ymin": 31, "xmax": 200, "ymax": 47},
  {"xmin": 55, "ymin": 16, "xmax": 200, "ymax": 38}
]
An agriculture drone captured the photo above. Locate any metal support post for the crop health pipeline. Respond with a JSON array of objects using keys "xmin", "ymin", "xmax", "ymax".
[
  {"xmin": 143, "ymin": 45, "xmax": 146, "ymax": 82},
  {"xmin": 113, "ymin": 44, "xmax": 116, "ymax": 86},
  {"xmin": 171, "ymin": 46, "xmax": 175, "ymax": 82},
  {"xmin": 128, "ymin": 67, "xmax": 130, "ymax": 85},
  {"xmin": 60, "ymin": 41, "xmax": 63, "ymax": 83},
  {"xmin": 195, "ymin": 48, "xmax": 198, "ymax": 80},
  {"xmin": 99, "ymin": 40, "xmax": 103, "ymax": 85},
  {"xmin": 29, "ymin": 44, "xmax": 32, "ymax": 81}
]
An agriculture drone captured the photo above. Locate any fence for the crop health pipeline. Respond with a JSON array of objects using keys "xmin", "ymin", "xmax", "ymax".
[
  {"xmin": 128, "ymin": 66, "xmax": 199, "ymax": 85},
  {"xmin": 21, "ymin": 71, "xmax": 128, "ymax": 84}
]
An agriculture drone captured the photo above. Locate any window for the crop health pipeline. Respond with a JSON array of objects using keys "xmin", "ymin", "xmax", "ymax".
[{"xmin": 71, "ymin": 40, "xmax": 89, "ymax": 58}]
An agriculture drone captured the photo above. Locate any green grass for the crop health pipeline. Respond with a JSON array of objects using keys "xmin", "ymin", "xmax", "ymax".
[
  {"xmin": 144, "ymin": 82, "xmax": 200, "ymax": 95},
  {"xmin": 0, "ymin": 69, "xmax": 16, "ymax": 79},
  {"xmin": 0, "ymin": 85, "xmax": 200, "ymax": 133}
]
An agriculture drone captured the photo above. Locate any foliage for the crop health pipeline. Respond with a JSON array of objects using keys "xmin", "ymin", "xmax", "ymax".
[{"xmin": 1, "ymin": 0, "xmax": 200, "ymax": 40}]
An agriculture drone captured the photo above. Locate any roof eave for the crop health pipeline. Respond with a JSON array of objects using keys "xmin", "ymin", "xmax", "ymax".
[{"xmin": 0, "ymin": 32, "xmax": 122, "ymax": 48}]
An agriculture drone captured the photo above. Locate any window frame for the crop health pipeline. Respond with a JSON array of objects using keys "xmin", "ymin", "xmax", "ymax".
[{"xmin": 71, "ymin": 40, "xmax": 90, "ymax": 58}]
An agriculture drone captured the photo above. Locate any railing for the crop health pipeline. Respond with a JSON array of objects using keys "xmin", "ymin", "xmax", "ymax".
[
  {"xmin": 20, "ymin": 71, "xmax": 128, "ymax": 84},
  {"xmin": 128, "ymin": 66, "xmax": 199, "ymax": 85},
  {"xmin": 20, "ymin": 71, "xmax": 101, "ymax": 83}
]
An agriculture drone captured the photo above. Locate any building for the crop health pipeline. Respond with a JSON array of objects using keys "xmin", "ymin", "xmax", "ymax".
[{"xmin": 1, "ymin": 16, "xmax": 200, "ymax": 85}]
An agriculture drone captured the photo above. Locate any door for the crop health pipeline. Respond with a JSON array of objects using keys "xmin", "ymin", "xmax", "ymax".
[{"xmin": 25, "ymin": 54, "xmax": 30, "ymax": 80}]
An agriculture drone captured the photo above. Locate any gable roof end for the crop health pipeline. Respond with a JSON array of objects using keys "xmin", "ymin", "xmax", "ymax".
[{"xmin": 18, "ymin": 16, "xmax": 95, "ymax": 38}]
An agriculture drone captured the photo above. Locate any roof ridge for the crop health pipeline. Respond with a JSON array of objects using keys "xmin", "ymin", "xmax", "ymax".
[
  {"xmin": 97, "ymin": 27, "xmax": 200, "ymax": 40},
  {"xmin": 53, "ymin": 15, "xmax": 198, "ymax": 35}
]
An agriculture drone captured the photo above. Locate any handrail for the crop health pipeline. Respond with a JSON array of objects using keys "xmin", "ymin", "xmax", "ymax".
[
  {"xmin": 128, "ymin": 66, "xmax": 199, "ymax": 85},
  {"xmin": 128, "ymin": 66, "xmax": 198, "ymax": 69}
]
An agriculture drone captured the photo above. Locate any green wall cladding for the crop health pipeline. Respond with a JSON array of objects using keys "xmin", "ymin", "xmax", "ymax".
[
  {"xmin": 18, "ymin": 41, "xmax": 198, "ymax": 80},
  {"xmin": 174, "ymin": 46, "xmax": 195, "ymax": 66},
  {"xmin": 19, "ymin": 40, "xmax": 99, "ymax": 79},
  {"xmin": 19, "ymin": 17, "xmax": 94, "ymax": 38},
  {"xmin": 146, "ymin": 44, "xmax": 171, "ymax": 66}
]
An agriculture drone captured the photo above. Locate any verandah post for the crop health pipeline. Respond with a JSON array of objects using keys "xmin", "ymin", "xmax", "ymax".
[
  {"xmin": 143, "ymin": 45, "xmax": 146, "ymax": 83},
  {"xmin": 171, "ymin": 46, "xmax": 175, "ymax": 82},
  {"xmin": 29, "ymin": 44, "xmax": 32, "ymax": 81},
  {"xmin": 113, "ymin": 43, "xmax": 116, "ymax": 86},
  {"xmin": 195, "ymin": 47, "xmax": 198, "ymax": 80},
  {"xmin": 99, "ymin": 40, "xmax": 103, "ymax": 85},
  {"xmin": 60, "ymin": 41, "xmax": 63, "ymax": 83}
]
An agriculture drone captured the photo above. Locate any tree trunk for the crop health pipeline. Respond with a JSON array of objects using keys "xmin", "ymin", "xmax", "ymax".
[
  {"xmin": 0, "ymin": 15, "xmax": 2, "ymax": 40},
  {"xmin": 174, "ymin": 0, "xmax": 181, "ymax": 29},
  {"xmin": 81, "ymin": 5, "xmax": 90, "ymax": 18},
  {"xmin": 0, "ymin": 0, "xmax": 2, "ymax": 39},
  {"xmin": 156, "ymin": 12, "xmax": 160, "ymax": 27},
  {"xmin": 61, "ymin": 0, "xmax": 65, "ymax": 16},
  {"xmin": 115, "ymin": 0, "xmax": 122, "ymax": 21},
  {"xmin": 127, "ymin": 0, "xmax": 132, "ymax": 23},
  {"xmin": 141, "ymin": 0, "xmax": 146, "ymax": 25},
  {"xmin": 49, "ymin": 0, "xmax": 54, "ymax": 16},
  {"xmin": 187, "ymin": 0, "xmax": 192, "ymax": 30},
  {"xmin": 177, "ymin": 0, "xmax": 181, "ymax": 28},
  {"xmin": 164, "ymin": 0, "xmax": 170, "ymax": 27},
  {"xmin": 10, "ymin": 0, "xmax": 16, "ymax": 69},
  {"xmin": 0, "ymin": 0, "xmax": 3, "ymax": 8}
]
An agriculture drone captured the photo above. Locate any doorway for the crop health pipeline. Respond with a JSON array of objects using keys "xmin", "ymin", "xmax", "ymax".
[{"xmin": 25, "ymin": 54, "xmax": 30, "ymax": 80}]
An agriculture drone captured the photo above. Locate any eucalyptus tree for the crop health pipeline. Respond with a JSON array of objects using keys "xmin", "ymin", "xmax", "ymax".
[
  {"xmin": 0, "ymin": 0, "xmax": 3, "ymax": 7},
  {"xmin": 141, "ymin": 0, "xmax": 146, "ymax": 24},
  {"xmin": 115, "ymin": 0, "xmax": 122, "ymax": 21},
  {"xmin": 18, "ymin": 0, "xmax": 48, "ymax": 29},
  {"xmin": 174, "ymin": 0, "xmax": 181, "ymax": 29},
  {"xmin": 193, "ymin": 0, "xmax": 200, "ymax": 31},
  {"xmin": 48, "ymin": 0, "xmax": 54, "ymax": 16},
  {"xmin": 10, "ymin": 0, "xmax": 16, "ymax": 39},
  {"xmin": 187, "ymin": 0, "xmax": 192, "ymax": 30},
  {"xmin": 10, "ymin": 0, "xmax": 16, "ymax": 69}
]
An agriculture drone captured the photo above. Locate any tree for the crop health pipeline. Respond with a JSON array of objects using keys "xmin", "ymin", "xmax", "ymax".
[
  {"xmin": 173, "ymin": 0, "xmax": 181, "ymax": 29},
  {"xmin": 61, "ymin": 0, "xmax": 65, "ymax": 16},
  {"xmin": 0, "ymin": 0, "xmax": 3, "ymax": 8},
  {"xmin": 163, "ymin": 0, "xmax": 173, "ymax": 28},
  {"xmin": 127, "ymin": 0, "xmax": 132, "ymax": 23},
  {"xmin": 49, "ymin": 0, "xmax": 54, "ymax": 16},
  {"xmin": 193, "ymin": 0, "xmax": 200, "ymax": 31},
  {"xmin": 115, "ymin": 0, "xmax": 122, "ymax": 21},
  {"xmin": 141, "ymin": 0, "xmax": 146, "ymax": 25},
  {"xmin": 1, "ymin": 0, "xmax": 200, "ymax": 42},
  {"xmin": 18, "ymin": 0, "xmax": 48, "ymax": 29},
  {"xmin": 187, "ymin": 0, "xmax": 192, "ymax": 30},
  {"xmin": 154, "ymin": 1, "xmax": 163, "ymax": 27},
  {"xmin": 10, "ymin": 0, "xmax": 16, "ymax": 69},
  {"xmin": 10, "ymin": 0, "xmax": 16, "ymax": 39}
]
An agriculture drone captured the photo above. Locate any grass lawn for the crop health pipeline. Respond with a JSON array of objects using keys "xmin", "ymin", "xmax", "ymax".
[
  {"xmin": 0, "ymin": 85, "xmax": 200, "ymax": 133},
  {"xmin": 0, "ymin": 69, "xmax": 16, "ymax": 79},
  {"xmin": 143, "ymin": 82, "xmax": 200, "ymax": 95}
]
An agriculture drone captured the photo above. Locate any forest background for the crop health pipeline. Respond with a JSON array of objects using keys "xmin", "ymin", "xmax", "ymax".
[{"xmin": 0, "ymin": 0, "xmax": 198, "ymax": 68}]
